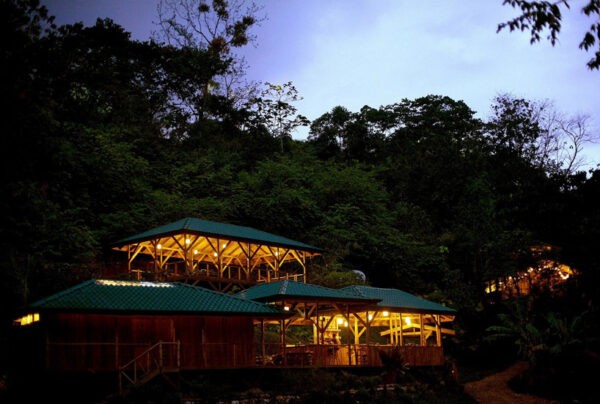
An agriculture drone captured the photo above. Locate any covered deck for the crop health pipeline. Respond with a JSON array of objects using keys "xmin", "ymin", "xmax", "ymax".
[
  {"xmin": 238, "ymin": 280, "xmax": 456, "ymax": 367},
  {"xmin": 110, "ymin": 217, "xmax": 322, "ymax": 291}
]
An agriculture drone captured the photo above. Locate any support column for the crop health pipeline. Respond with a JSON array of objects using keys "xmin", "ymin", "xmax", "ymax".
[
  {"xmin": 346, "ymin": 305, "xmax": 352, "ymax": 365},
  {"xmin": 280, "ymin": 319, "xmax": 286, "ymax": 366},
  {"xmin": 399, "ymin": 313, "xmax": 404, "ymax": 346},
  {"xmin": 436, "ymin": 315, "xmax": 442, "ymax": 347},
  {"xmin": 261, "ymin": 319, "xmax": 265, "ymax": 364},
  {"xmin": 419, "ymin": 314, "xmax": 425, "ymax": 346}
]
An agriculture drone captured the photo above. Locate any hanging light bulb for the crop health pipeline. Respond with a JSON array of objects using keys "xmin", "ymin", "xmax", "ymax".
[{"xmin": 157, "ymin": 244, "xmax": 162, "ymax": 250}]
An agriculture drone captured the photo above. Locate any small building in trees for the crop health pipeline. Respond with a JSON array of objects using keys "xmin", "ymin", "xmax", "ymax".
[{"xmin": 484, "ymin": 244, "xmax": 578, "ymax": 299}]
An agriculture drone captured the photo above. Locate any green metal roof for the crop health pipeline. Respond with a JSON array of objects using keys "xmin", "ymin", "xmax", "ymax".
[
  {"xmin": 113, "ymin": 217, "xmax": 322, "ymax": 252},
  {"xmin": 236, "ymin": 280, "xmax": 377, "ymax": 303},
  {"xmin": 30, "ymin": 279, "xmax": 287, "ymax": 316},
  {"xmin": 342, "ymin": 285, "xmax": 455, "ymax": 315}
]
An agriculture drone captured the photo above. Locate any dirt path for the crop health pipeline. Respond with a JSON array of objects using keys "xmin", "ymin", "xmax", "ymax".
[{"xmin": 463, "ymin": 362, "xmax": 556, "ymax": 404}]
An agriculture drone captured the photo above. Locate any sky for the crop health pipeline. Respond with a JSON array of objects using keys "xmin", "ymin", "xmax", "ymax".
[{"xmin": 43, "ymin": 0, "xmax": 600, "ymax": 170}]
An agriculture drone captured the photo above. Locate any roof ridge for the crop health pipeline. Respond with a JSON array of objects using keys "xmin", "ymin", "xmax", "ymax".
[
  {"xmin": 31, "ymin": 279, "xmax": 286, "ymax": 314},
  {"xmin": 344, "ymin": 285, "xmax": 365, "ymax": 297},
  {"xmin": 112, "ymin": 217, "xmax": 323, "ymax": 252},
  {"xmin": 279, "ymin": 279, "xmax": 288, "ymax": 295},
  {"xmin": 177, "ymin": 281, "xmax": 281, "ymax": 309}
]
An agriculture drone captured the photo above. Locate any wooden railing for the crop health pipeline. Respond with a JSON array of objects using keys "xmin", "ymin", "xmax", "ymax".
[
  {"xmin": 256, "ymin": 344, "xmax": 445, "ymax": 367},
  {"xmin": 125, "ymin": 264, "xmax": 307, "ymax": 286},
  {"xmin": 118, "ymin": 341, "xmax": 180, "ymax": 395},
  {"xmin": 44, "ymin": 341, "xmax": 443, "ymax": 377}
]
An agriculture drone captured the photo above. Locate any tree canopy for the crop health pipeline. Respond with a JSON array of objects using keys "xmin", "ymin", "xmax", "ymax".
[{"xmin": 499, "ymin": 0, "xmax": 600, "ymax": 69}]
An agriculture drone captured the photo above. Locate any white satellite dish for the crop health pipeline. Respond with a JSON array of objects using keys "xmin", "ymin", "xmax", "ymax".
[{"xmin": 352, "ymin": 270, "xmax": 366, "ymax": 283}]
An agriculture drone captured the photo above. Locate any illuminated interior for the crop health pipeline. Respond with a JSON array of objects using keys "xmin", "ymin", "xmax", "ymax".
[
  {"xmin": 14, "ymin": 313, "xmax": 40, "ymax": 326},
  {"xmin": 113, "ymin": 232, "xmax": 319, "ymax": 286},
  {"xmin": 485, "ymin": 245, "xmax": 577, "ymax": 297}
]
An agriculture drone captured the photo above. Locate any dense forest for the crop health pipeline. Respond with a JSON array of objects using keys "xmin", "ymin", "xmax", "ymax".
[{"xmin": 1, "ymin": 0, "xmax": 599, "ymax": 401}]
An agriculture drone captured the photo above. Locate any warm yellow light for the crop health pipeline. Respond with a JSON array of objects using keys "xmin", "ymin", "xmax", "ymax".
[
  {"xmin": 97, "ymin": 279, "xmax": 173, "ymax": 287},
  {"xmin": 213, "ymin": 252, "xmax": 218, "ymax": 257},
  {"xmin": 405, "ymin": 317, "xmax": 412, "ymax": 326},
  {"xmin": 193, "ymin": 249, "xmax": 198, "ymax": 255},
  {"xmin": 336, "ymin": 317, "xmax": 344, "ymax": 325},
  {"xmin": 14, "ymin": 312, "xmax": 40, "ymax": 326},
  {"xmin": 283, "ymin": 305, "xmax": 290, "ymax": 311},
  {"xmin": 368, "ymin": 313, "xmax": 373, "ymax": 321},
  {"xmin": 185, "ymin": 238, "xmax": 191, "ymax": 245},
  {"xmin": 383, "ymin": 311, "xmax": 389, "ymax": 317},
  {"xmin": 344, "ymin": 321, "xmax": 348, "ymax": 327},
  {"xmin": 222, "ymin": 243, "xmax": 227, "ymax": 249},
  {"xmin": 274, "ymin": 251, "xmax": 279, "ymax": 257},
  {"xmin": 157, "ymin": 244, "xmax": 162, "ymax": 250}
]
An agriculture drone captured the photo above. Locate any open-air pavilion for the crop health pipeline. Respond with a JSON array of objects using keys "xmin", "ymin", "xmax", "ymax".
[
  {"xmin": 110, "ymin": 217, "xmax": 322, "ymax": 291},
  {"xmin": 238, "ymin": 280, "xmax": 456, "ymax": 367}
]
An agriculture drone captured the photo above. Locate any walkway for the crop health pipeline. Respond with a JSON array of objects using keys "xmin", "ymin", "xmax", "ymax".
[{"xmin": 463, "ymin": 362, "xmax": 556, "ymax": 404}]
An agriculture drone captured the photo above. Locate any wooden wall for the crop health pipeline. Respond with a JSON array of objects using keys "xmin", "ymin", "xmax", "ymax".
[{"xmin": 41, "ymin": 313, "xmax": 256, "ymax": 371}]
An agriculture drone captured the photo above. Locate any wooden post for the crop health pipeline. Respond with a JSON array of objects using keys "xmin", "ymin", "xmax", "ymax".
[
  {"xmin": 260, "ymin": 319, "xmax": 265, "ymax": 364},
  {"xmin": 435, "ymin": 315, "xmax": 442, "ymax": 347},
  {"xmin": 217, "ymin": 239, "xmax": 222, "ymax": 281},
  {"xmin": 346, "ymin": 305, "xmax": 352, "ymax": 365},
  {"xmin": 280, "ymin": 319, "xmax": 287, "ymax": 366},
  {"xmin": 302, "ymin": 251, "xmax": 307, "ymax": 283},
  {"xmin": 389, "ymin": 313, "xmax": 393, "ymax": 345},
  {"xmin": 419, "ymin": 314, "xmax": 425, "ymax": 346},
  {"xmin": 399, "ymin": 313, "xmax": 404, "ymax": 346},
  {"xmin": 365, "ymin": 311, "xmax": 370, "ymax": 345},
  {"xmin": 115, "ymin": 335, "xmax": 119, "ymax": 369}
]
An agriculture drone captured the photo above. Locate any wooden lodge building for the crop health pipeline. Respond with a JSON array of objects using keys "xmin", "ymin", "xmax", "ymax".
[{"xmin": 13, "ymin": 217, "xmax": 455, "ymax": 393}]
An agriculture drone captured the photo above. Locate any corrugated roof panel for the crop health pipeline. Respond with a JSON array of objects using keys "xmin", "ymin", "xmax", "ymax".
[
  {"xmin": 236, "ymin": 280, "xmax": 376, "ymax": 303},
  {"xmin": 342, "ymin": 285, "xmax": 455, "ymax": 314},
  {"xmin": 113, "ymin": 217, "xmax": 322, "ymax": 252},
  {"xmin": 30, "ymin": 279, "xmax": 286, "ymax": 316}
]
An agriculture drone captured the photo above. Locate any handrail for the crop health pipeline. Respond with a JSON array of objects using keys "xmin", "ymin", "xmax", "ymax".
[{"xmin": 118, "ymin": 340, "xmax": 180, "ymax": 395}]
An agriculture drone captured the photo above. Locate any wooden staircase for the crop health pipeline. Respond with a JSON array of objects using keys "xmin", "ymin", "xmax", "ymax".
[{"xmin": 118, "ymin": 341, "xmax": 181, "ymax": 395}]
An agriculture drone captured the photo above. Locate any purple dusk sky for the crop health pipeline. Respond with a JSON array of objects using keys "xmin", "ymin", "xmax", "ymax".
[{"xmin": 43, "ymin": 0, "xmax": 600, "ymax": 169}]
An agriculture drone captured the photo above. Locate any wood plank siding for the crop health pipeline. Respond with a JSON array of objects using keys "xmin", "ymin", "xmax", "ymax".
[{"xmin": 42, "ymin": 313, "xmax": 256, "ymax": 371}]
